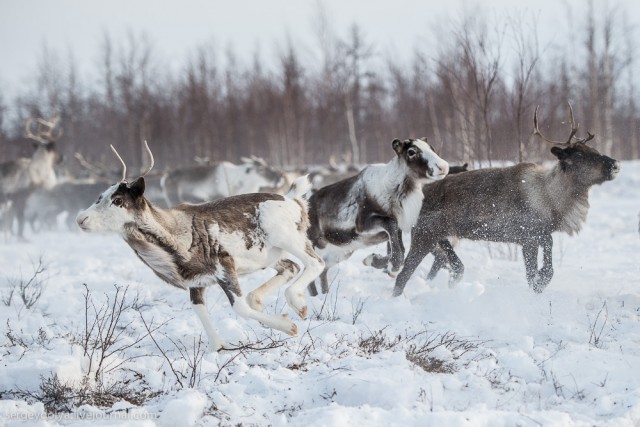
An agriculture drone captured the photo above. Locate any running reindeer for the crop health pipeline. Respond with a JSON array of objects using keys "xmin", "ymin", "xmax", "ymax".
[
  {"xmin": 383, "ymin": 103, "xmax": 620, "ymax": 296},
  {"xmin": 0, "ymin": 115, "xmax": 63, "ymax": 238},
  {"xmin": 76, "ymin": 143, "xmax": 324, "ymax": 351},
  {"xmin": 307, "ymin": 137, "xmax": 449, "ymax": 295}
]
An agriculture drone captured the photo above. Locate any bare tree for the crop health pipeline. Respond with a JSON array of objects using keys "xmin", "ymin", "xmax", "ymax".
[
  {"xmin": 1, "ymin": 2, "xmax": 640, "ymax": 173},
  {"xmin": 434, "ymin": 8, "xmax": 504, "ymax": 164},
  {"xmin": 507, "ymin": 10, "xmax": 541, "ymax": 162}
]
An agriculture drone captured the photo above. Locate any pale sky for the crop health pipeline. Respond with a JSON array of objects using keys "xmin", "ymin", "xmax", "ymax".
[{"xmin": 0, "ymin": 0, "xmax": 638, "ymax": 100}]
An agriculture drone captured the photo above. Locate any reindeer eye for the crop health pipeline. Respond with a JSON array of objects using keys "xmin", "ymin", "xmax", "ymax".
[
  {"xmin": 407, "ymin": 148, "xmax": 417, "ymax": 158},
  {"xmin": 112, "ymin": 197, "xmax": 124, "ymax": 207}
]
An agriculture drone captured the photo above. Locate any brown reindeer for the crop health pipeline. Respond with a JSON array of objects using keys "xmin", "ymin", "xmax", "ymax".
[
  {"xmin": 76, "ymin": 143, "xmax": 324, "ymax": 351},
  {"xmin": 383, "ymin": 104, "xmax": 620, "ymax": 296}
]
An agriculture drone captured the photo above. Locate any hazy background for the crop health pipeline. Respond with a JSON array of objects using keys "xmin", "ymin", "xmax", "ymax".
[
  {"xmin": 0, "ymin": 0, "xmax": 579, "ymax": 91},
  {"xmin": 1, "ymin": 0, "xmax": 638, "ymax": 173}
]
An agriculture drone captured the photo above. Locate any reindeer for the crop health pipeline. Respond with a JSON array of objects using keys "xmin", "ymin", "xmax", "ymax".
[
  {"xmin": 76, "ymin": 143, "xmax": 324, "ymax": 351},
  {"xmin": 306, "ymin": 138, "xmax": 449, "ymax": 295},
  {"xmin": 161, "ymin": 156, "xmax": 286, "ymax": 206},
  {"xmin": 387, "ymin": 104, "xmax": 620, "ymax": 296},
  {"xmin": 0, "ymin": 115, "xmax": 63, "ymax": 238}
]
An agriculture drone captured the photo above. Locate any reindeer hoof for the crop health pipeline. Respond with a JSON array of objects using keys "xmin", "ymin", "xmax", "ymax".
[
  {"xmin": 285, "ymin": 289, "xmax": 307, "ymax": 319},
  {"xmin": 363, "ymin": 254, "xmax": 374, "ymax": 266},
  {"xmin": 530, "ymin": 280, "xmax": 547, "ymax": 294},
  {"xmin": 289, "ymin": 323, "xmax": 298, "ymax": 336},
  {"xmin": 448, "ymin": 273, "xmax": 463, "ymax": 289}
]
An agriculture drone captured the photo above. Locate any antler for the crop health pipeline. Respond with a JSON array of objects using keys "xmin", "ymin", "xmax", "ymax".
[
  {"xmin": 533, "ymin": 103, "xmax": 594, "ymax": 146},
  {"xmin": 141, "ymin": 140, "xmax": 154, "ymax": 176},
  {"xmin": 24, "ymin": 114, "xmax": 63, "ymax": 144},
  {"xmin": 109, "ymin": 140, "xmax": 154, "ymax": 183},
  {"xmin": 110, "ymin": 145, "xmax": 128, "ymax": 182}
]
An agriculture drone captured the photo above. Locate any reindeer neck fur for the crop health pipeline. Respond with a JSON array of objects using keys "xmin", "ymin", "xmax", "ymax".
[
  {"xmin": 123, "ymin": 199, "xmax": 194, "ymax": 288},
  {"xmin": 130, "ymin": 202, "xmax": 190, "ymax": 245},
  {"xmin": 531, "ymin": 163, "xmax": 590, "ymax": 236},
  {"xmin": 362, "ymin": 157, "xmax": 424, "ymax": 230},
  {"xmin": 28, "ymin": 148, "xmax": 58, "ymax": 190}
]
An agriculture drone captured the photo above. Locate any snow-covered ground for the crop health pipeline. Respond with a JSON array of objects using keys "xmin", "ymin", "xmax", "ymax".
[{"xmin": 1, "ymin": 161, "xmax": 639, "ymax": 427}]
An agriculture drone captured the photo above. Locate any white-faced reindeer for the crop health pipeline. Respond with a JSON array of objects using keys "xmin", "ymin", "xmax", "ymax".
[
  {"xmin": 76, "ymin": 143, "xmax": 324, "ymax": 351},
  {"xmin": 307, "ymin": 138, "xmax": 449, "ymax": 295},
  {"xmin": 0, "ymin": 115, "xmax": 63, "ymax": 238},
  {"xmin": 386, "ymin": 104, "xmax": 620, "ymax": 296},
  {"xmin": 161, "ymin": 156, "xmax": 286, "ymax": 206}
]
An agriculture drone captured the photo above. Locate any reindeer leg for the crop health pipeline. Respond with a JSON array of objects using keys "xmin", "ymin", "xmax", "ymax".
[
  {"xmin": 217, "ymin": 256, "xmax": 298, "ymax": 336},
  {"xmin": 307, "ymin": 264, "xmax": 329, "ymax": 297},
  {"xmin": 426, "ymin": 241, "xmax": 449, "ymax": 280},
  {"xmin": 397, "ymin": 229, "xmax": 405, "ymax": 254},
  {"xmin": 393, "ymin": 234, "xmax": 436, "ymax": 297},
  {"xmin": 307, "ymin": 266, "xmax": 331, "ymax": 296},
  {"xmin": 13, "ymin": 194, "xmax": 28, "ymax": 240},
  {"xmin": 363, "ymin": 241, "xmax": 391, "ymax": 269},
  {"xmin": 357, "ymin": 212, "xmax": 403, "ymax": 277},
  {"xmin": 279, "ymin": 241, "xmax": 325, "ymax": 320},
  {"xmin": 189, "ymin": 287, "xmax": 225, "ymax": 352},
  {"xmin": 383, "ymin": 220, "xmax": 404, "ymax": 277},
  {"xmin": 319, "ymin": 267, "xmax": 330, "ymax": 294},
  {"xmin": 247, "ymin": 259, "xmax": 299, "ymax": 312},
  {"xmin": 307, "ymin": 280, "xmax": 319, "ymax": 297},
  {"xmin": 522, "ymin": 240, "xmax": 541, "ymax": 292},
  {"xmin": 429, "ymin": 239, "xmax": 465, "ymax": 287},
  {"xmin": 308, "ymin": 251, "xmax": 342, "ymax": 296},
  {"xmin": 533, "ymin": 235, "xmax": 554, "ymax": 292}
]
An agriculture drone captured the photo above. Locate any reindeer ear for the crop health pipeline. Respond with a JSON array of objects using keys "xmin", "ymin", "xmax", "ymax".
[
  {"xmin": 128, "ymin": 177, "xmax": 146, "ymax": 198},
  {"xmin": 392, "ymin": 139, "xmax": 404, "ymax": 155},
  {"xmin": 420, "ymin": 136, "xmax": 428, "ymax": 142},
  {"xmin": 550, "ymin": 146, "xmax": 568, "ymax": 160}
]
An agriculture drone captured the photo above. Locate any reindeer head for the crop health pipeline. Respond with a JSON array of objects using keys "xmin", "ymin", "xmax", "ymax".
[
  {"xmin": 391, "ymin": 137, "xmax": 449, "ymax": 182},
  {"xmin": 241, "ymin": 155, "xmax": 286, "ymax": 192},
  {"xmin": 77, "ymin": 142, "xmax": 153, "ymax": 234},
  {"xmin": 533, "ymin": 103, "xmax": 620, "ymax": 186},
  {"xmin": 25, "ymin": 115, "xmax": 64, "ymax": 165}
]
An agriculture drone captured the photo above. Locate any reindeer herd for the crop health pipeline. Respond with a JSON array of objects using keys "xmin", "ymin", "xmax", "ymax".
[{"xmin": 1, "ymin": 104, "xmax": 622, "ymax": 350}]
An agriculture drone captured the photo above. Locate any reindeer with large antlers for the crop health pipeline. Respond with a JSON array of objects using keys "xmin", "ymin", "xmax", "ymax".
[
  {"xmin": 368, "ymin": 103, "xmax": 620, "ymax": 295},
  {"xmin": 0, "ymin": 115, "xmax": 63, "ymax": 238},
  {"xmin": 76, "ymin": 142, "xmax": 324, "ymax": 351}
]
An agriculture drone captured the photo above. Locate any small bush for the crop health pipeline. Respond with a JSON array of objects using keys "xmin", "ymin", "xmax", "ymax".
[
  {"xmin": 357, "ymin": 328, "xmax": 483, "ymax": 374},
  {"xmin": 9, "ymin": 373, "xmax": 156, "ymax": 414},
  {"xmin": 3, "ymin": 257, "xmax": 48, "ymax": 309}
]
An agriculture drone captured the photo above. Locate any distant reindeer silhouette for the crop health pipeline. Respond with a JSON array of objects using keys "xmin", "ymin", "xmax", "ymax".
[{"xmin": 0, "ymin": 115, "xmax": 63, "ymax": 238}]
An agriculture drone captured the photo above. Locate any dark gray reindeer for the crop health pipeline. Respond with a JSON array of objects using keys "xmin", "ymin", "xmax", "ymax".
[
  {"xmin": 307, "ymin": 138, "xmax": 449, "ymax": 295},
  {"xmin": 0, "ymin": 115, "xmax": 63, "ymax": 238},
  {"xmin": 76, "ymin": 143, "xmax": 324, "ymax": 351},
  {"xmin": 384, "ymin": 104, "xmax": 620, "ymax": 296}
]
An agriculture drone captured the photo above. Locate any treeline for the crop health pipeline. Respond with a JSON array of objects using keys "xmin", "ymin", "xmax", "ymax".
[{"xmin": 0, "ymin": 3, "xmax": 637, "ymax": 175}]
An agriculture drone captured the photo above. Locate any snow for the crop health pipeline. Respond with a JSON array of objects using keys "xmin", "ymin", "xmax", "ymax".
[{"xmin": 1, "ymin": 161, "xmax": 639, "ymax": 426}]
